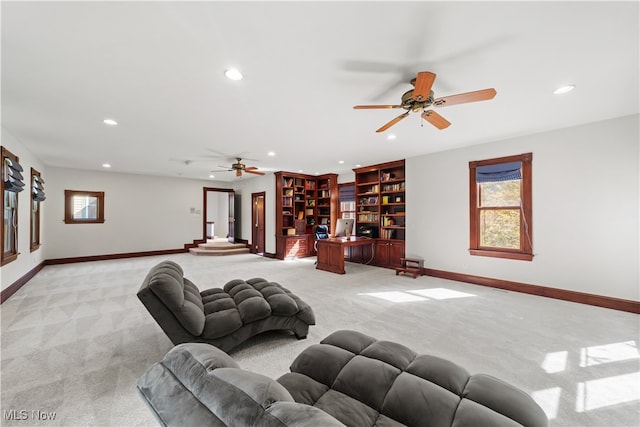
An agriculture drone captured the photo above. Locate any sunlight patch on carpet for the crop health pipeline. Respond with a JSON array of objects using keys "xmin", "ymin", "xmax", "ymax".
[
  {"xmin": 359, "ymin": 288, "xmax": 476, "ymax": 303},
  {"xmin": 580, "ymin": 341, "xmax": 639, "ymax": 367},
  {"xmin": 575, "ymin": 372, "xmax": 640, "ymax": 412}
]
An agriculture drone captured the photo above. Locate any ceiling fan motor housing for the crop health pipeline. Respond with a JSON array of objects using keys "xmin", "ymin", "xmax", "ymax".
[{"xmin": 401, "ymin": 89, "xmax": 435, "ymax": 112}]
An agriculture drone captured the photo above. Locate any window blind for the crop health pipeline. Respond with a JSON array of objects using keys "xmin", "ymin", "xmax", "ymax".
[
  {"xmin": 4, "ymin": 158, "xmax": 25, "ymax": 193},
  {"xmin": 32, "ymin": 176, "xmax": 46, "ymax": 202},
  {"xmin": 339, "ymin": 185, "xmax": 355, "ymax": 202},
  {"xmin": 476, "ymin": 161, "xmax": 522, "ymax": 183}
]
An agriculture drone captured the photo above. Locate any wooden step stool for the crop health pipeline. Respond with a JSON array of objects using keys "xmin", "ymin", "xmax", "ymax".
[{"xmin": 395, "ymin": 257, "xmax": 424, "ymax": 278}]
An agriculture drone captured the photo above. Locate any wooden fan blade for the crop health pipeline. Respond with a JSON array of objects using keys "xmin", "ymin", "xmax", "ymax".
[
  {"xmin": 376, "ymin": 112, "xmax": 409, "ymax": 133},
  {"xmin": 412, "ymin": 71, "xmax": 436, "ymax": 102},
  {"xmin": 434, "ymin": 88, "xmax": 496, "ymax": 107},
  {"xmin": 354, "ymin": 105, "xmax": 402, "ymax": 109},
  {"xmin": 245, "ymin": 166, "xmax": 258, "ymax": 170},
  {"xmin": 422, "ymin": 110, "xmax": 451, "ymax": 130},
  {"xmin": 245, "ymin": 169, "xmax": 266, "ymax": 176}
]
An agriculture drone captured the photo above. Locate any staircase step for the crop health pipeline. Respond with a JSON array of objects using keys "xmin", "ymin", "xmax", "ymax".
[
  {"xmin": 189, "ymin": 239, "xmax": 251, "ymax": 256},
  {"xmin": 198, "ymin": 242, "xmax": 247, "ymax": 250},
  {"xmin": 189, "ymin": 247, "xmax": 251, "ymax": 256}
]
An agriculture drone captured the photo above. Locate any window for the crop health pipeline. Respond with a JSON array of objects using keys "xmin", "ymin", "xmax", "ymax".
[
  {"xmin": 2, "ymin": 147, "xmax": 23, "ymax": 265},
  {"xmin": 64, "ymin": 190, "xmax": 105, "ymax": 224},
  {"xmin": 469, "ymin": 153, "xmax": 533, "ymax": 261},
  {"xmin": 339, "ymin": 183, "xmax": 356, "ymax": 220},
  {"xmin": 30, "ymin": 168, "xmax": 45, "ymax": 251},
  {"xmin": 338, "ymin": 183, "xmax": 356, "ymax": 235}
]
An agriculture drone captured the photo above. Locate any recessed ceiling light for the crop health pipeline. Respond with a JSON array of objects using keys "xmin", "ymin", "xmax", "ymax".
[
  {"xmin": 225, "ymin": 68, "xmax": 243, "ymax": 81},
  {"xmin": 102, "ymin": 163, "xmax": 111, "ymax": 168},
  {"xmin": 355, "ymin": 164, "xmax": 361, "ymax": 168},
  {"xmin": 209, "ymin": 174, "xmax": 215, "ymax": 179},
  {"xmin": 298, "ymin": 169, "xmax": 304, "ymax": 173},
  {"xmin": 268, "ymin": 151, "xmax": 276, "ymax": 156},
  {"xmin": 553, "ymin": 85, "xmax": 575, "ymax": 95},
  {"xmin": 103, "ymin": 118, "xmax": 118, "ymax": 126},
  {"xmin": 338, "ymin": 160, "xmax": 345, "ymax": 164},
  {"xmin": 387, "ymin": 134, "xmax": 397, "ymax": 140}
]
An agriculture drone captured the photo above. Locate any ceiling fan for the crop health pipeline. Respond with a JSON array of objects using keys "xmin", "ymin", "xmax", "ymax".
[
  {"xmin": 354, "ymin": 71, "xmax": 496, "ymax": 132},
  {"xmin": 212, "ymin": 158, "xmax": 265, "ymax": 177}
]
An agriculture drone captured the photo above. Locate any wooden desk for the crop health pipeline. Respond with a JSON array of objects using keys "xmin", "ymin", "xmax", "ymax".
[{"xmin": 316, "ymin": 237, "xmax": 375, "ymax": 274}]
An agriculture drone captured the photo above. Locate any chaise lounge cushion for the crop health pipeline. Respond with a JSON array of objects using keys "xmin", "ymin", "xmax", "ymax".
[
  {"xmin": 138, "ymin": 260, "xmax": 315, "ymax": 352},
  {"xmin": 146, "ymin": 261, "xmax": 206, "ymax": 336},
  {"xmin": 137, "ymin": 330, "xmax": 548, "ymax": 427},
  {"xmin": 277, "ymin": 330, "xmax": 548, "ymax": 427},
  {"xmin": 137, "ymin": 343, "xmax": 343, "ymax": 427}
]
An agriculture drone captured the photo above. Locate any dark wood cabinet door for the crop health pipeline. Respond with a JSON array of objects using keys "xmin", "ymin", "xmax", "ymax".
[
  {"xmin": 388, "ymin": 240, "xmax": 405, "ymax": 268},
  {"xmin": 374, "ymin": 239, "xmax": 405, "ymax": 268},
  {"xmin": 374, "ymin": 241, "xmax": 389, "ymax": 266}
]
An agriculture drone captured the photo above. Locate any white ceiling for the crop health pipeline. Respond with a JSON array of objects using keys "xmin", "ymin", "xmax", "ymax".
[{"xmin": 2, "ymin": 1, "xmax": 638, "ymax": 182}]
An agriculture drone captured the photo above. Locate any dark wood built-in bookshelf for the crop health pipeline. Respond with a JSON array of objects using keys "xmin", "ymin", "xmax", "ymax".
[
  {"xmin": 275, "ymin": 172, "xmax": 338, "ymax": 259},
  {"xmin": 354, "ymin": 160, "xmax": 406, "ymax": 269}
]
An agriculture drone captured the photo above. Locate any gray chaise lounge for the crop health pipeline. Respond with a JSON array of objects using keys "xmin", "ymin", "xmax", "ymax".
[
  {"xmin": 137, "ymin": 329, "xmax": 548, "ymax": 426},
  {"xmin": 137, "ymin": 260, "xmax": 315, "ymax": 353}
]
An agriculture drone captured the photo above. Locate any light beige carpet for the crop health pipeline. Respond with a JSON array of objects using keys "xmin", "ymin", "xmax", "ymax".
[{"xmin": 1, "ymin": 253, "xmax": 638, "ymax": 426}]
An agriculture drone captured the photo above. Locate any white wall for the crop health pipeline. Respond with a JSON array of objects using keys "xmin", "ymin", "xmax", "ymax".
[
  {"xmin": 406, "ymin": 114, "xmax": 639, "ymax": 301},
  {"xmin": 1, "ymin": 128, "xmax": 48, "ymax": 291},
  {"xmin": 43, "ymin": 167, "xmax": 231, "ymax": 259}
]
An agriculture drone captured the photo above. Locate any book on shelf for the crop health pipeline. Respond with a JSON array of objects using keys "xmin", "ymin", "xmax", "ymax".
[
  {"xmin": 381, "ymin": 229, "xmax": 395, "ymax": 239},
  {"xmin": 283, "ymin": 178, "xmax": 294, "ymax": 187},
  {"xmin": 306, "ymin": 208, "xmax": 314, "ymax": 216},
  {"xmin": 358, "ymin": 212, "xmax": 379, "ymax": 222},
  {"xmin": 298, "ymin": 211, "xmax": 304, "ymax": 220},
  {"xmin": 382, "ymin": 182, "xmax": 405, "ymax": 192},
  {"xmin": 381, "ymin": 172, "xmax": 396, "ymax": 182},
  {"xmin": 320, "ymin": 217, "xmax": 329, "ymax": 225}
]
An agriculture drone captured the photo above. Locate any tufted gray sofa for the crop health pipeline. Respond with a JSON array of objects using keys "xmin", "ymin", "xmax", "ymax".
[
  {"xmin": 137, "ymin": 330, "xmax": 548, "ymax": 426},
  {"xmin": 137, "ymin": 260, "xmax": 315, "ymax": 353}
]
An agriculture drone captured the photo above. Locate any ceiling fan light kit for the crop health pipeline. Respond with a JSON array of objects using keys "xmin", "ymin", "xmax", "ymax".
[{"xmin": 354, "ymin": 71, "xmax": 497, "ymax": 133}]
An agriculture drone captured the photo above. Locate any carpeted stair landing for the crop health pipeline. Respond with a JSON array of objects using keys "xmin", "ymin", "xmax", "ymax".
[{"xmin": 189, "ymin": 240, "xmax": 250, "ymax": 256}]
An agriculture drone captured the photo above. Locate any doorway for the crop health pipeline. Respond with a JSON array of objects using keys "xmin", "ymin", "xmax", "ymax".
[
  {"xmin": 252, "ymin": 192, "xmax": 266, "ymax": 255},
  {"xmin": 203, "ymin": 187, "xmax": 235, "ymax": 243}
]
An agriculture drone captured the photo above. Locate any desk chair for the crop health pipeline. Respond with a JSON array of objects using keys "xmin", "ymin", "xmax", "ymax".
[{"xmin": 312, "ymin": 225, "xmax": 329, "ymax": 263}]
